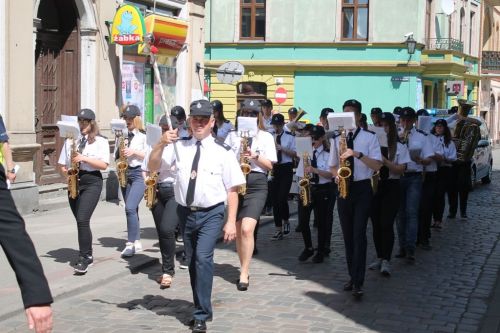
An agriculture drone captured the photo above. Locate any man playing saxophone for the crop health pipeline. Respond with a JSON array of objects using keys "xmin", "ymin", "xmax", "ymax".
[
  {"xmin": 296, "ymin": 126, "xmax": 333, "ymax": 264},
  {"xmin": 328, "ymin": 99, "xmax": 382, "ymax": 298}
]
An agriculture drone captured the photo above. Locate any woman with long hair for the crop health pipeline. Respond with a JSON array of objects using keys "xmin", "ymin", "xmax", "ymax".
[
  {"xmin": 369, "ymin": 112, "xmax": 411, "ymax": 276},
  {"xmin": 212, "ymin": 100, "xmax": 234, "ymax": 141},
  {"xmin": 225, "ymin": 99, "xmax": 277, "ymax": 291},
  {"xmin": 58, "ymin": 109, "xmax": 110, "ymax": 275},
  {"xmin": 431, "ymin": 119, "xmax": 457, "ymax": 229},
  {"xmin": 116, "ymin": 105, "xmax": 148, "ymax": 257}
]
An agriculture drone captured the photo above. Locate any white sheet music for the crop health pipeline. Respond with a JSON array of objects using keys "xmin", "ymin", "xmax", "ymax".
[
  {"xmin": 327, "ymin": 113, "xmax": 356, "ymax": 131},
  {"xmin": 56, "ymin": 121, "xmax": 80, "ymax": 139},
  {"xmin": 295, "ymin": 136, "xmax": 313, "ymax": 178},
  {"xmin": 417, "ymin": 116, "xmax": 433, "ymax": 133},
  {"xmin": 146, "ymin": 124, "xmax": 162, "ymax": 146},
  {"xmin": 237, "ymin": 117, "xmax": 258, "ymax": 137},
  {"xmin": 110, "ymin": 119, "xmax": 128, "ymax": 136}
]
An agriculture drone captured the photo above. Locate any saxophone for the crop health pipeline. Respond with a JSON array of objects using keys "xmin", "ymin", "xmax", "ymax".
[
  {"xmin": 337, "ymin": 127, "xmax": 352, "ymax": 199},
  {"xmin": 144, "ymin": 172, "xmax": 158, "ymax": 208},
  {"xmin": 67, "ymin": 136, "xmax": 79, "ymax": 199},
  {"xmin": 298, "ymin": 151, "xmax": 312, "ymax": 206},
  {"xmin": 116, "ymin": 131, "xmax": 128, "ymax": 188},
  {"xmin": 238, "ymin": 131, "xmax": 251, "ymax": 196}
]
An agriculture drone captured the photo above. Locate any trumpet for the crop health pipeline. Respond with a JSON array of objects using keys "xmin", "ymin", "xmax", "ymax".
[
  {"xmin": 298, "ymin": 152, "xmax": 312, "ymax": 206},
  {"xmin": 337, "ymin": 127, "xmax": 352, "ymax": 199},
  {"xmin": 238, "ymin": 130, "xmax": 251, "ymax": 196},
  {"xmin": 67, "ymin": 136, "xmax": 79, "ymax": 199}
]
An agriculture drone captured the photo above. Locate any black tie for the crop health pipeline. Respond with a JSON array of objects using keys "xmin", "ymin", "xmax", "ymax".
[
  {"xmin": 311, "ymin": 149, "xmax": 319, "ymax": 184},
  {"xmin": 347, "ymin": 132, "xmax": 354, "ymax": 181},
  {"xmin": 128, "ymin": 132, "xmax": 134, "ymax": 147},
  {"xmin": 276, "ymin": 133, "xmax": 283, "ymax": 163},
  {"xmin": 186, "ymin": 141, "xmax": 201, "ymax": 207},
  {"xmin": 78, "ymin": 137, "xmax": 87, "ymax": 153}
]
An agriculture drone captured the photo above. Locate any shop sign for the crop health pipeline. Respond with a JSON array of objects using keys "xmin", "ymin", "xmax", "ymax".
[
  {"xmin": 391, "ymin": 76, "xmax": 409, "ymax": 82},
  {"xmin": 138, "ymin": 14, "xmax": 188, "ymax": 56},
  {"xmin": 446, "ymin": 80, "xmax": 464, "ymax": 95},
  {"xmin": 111, "ymin": 5, "xmax": 146, "ymax": 46}
]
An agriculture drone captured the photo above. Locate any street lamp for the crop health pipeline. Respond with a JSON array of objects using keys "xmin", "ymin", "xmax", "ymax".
[{"xmin": 405, "ymin": 34, "xmax": 417, "ymax": 55}]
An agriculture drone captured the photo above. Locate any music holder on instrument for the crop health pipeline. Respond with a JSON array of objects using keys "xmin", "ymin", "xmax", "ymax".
[
  {"xmin": 110, "ymin": 119, "xmax": 128, "ymax": 137},
  {"xmin": 294, "ymin": 136, "xmax": 313, "ymax": 178},
  {"xmin": 237, "ymin": 116, "xmax": 258, "ymax": 137},
  {"xmin": 327, "ymin": 112, "xmax": 356, "ymax": 131}
]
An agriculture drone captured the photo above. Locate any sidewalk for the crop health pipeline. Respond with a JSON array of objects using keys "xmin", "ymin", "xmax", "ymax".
[{"xmin": 0, "ymin": 200, "xmax": 160, "ymax": 320}]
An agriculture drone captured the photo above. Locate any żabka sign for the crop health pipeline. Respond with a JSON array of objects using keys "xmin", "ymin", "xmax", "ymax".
[{"xmin": 111, "ymin": 5, "xmax": 146, "ymax": 46}]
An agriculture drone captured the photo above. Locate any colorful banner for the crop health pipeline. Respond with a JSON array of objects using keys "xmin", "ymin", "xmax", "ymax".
[
  {"xmin": 111, "ymin": 5, "xmax": 146, "ymax": 46},
  {"xmin": 121, "ymin": 62, "xmax": 145, "ymax": 116},
  {"xmin": 138, "ymin": 14, "xmax": 188, "ymax": 56}
]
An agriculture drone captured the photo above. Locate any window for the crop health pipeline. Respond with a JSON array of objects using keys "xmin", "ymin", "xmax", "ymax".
[
  {"xmin": 341, "ymin": 0, "xmax": 369, "ymax": 41},
  {"xmin": 240, "ymin": 0, "xmax": 265, "ymax": 40}
]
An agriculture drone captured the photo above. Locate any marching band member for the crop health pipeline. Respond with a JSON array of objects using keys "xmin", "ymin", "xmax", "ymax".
[
  {"xmin": 116, "ymin": 105, "xmax": 148, "ymax": 257},
  {"xmin": 319, "ymin": 108, "xmax": 334, "ymax": 129},
  {"xmin": 148, "ymin": 100, "xmax": 245, "ymax": 333},
  {"xmin": 329, "ymin": 99, "xmax": 382, "ymax": 297},
  {"xmin": 297, "ymin": 126, "xmax": 333, "ymax": 264},
  {"xmin": 369, "ymin": 112, "xmax": 411, "ymax": 276},
  {"xmin": 211, "ymin": 100, "xmax": 234, "ymax": 141},
  {"xmin": 142, "ymin": 115, "xmax": 182, "ymax": 289},
  {"xmin": 225, "ymin": 99, "xmax": 277, "ymax": 291},
  {"xmin": 270, "ymin": 113, "xmax": 296, "ymax": 240},
  {"xmin": 431, "ymin": 119, "xmax": 457, "ymax": 229},
  {"xmin": 171, "ymin": 105, "xmax": 190, "ymax": 138},
  {"xmin": 261, "ymin": 99, "xmax": 275, "ymax": 134},
  {"xmin": 396, "ymin": 107, "xmax": 434, "ymax": 263},
  {"xmin": 58, "ymin": 109, "xmax": 110, "ymax": 275},
  {"xmin": 370, "ymin": 107, "xmax": 383, "ymax": 127}
]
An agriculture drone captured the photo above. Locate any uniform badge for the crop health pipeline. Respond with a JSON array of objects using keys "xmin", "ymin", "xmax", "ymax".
[
  {"xmin": 190, "ymin": 170, "xmax": 197, "ymax": 179},
  {"xmin": 250, "ymin": 101, "xmax": 254, "ymax": 106},
  {"xmin": 197, "ymin": 102, "xmax": 202, "ymax": 109}
]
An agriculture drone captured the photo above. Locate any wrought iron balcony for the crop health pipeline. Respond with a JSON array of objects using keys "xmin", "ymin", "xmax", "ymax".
[
  {"xmin": 427, "ymin": 38, "xmax": 464, "ymax": 52},
  {"xmin": 482, "ymin": 51, "xmax": 500, "ymax": 71}
]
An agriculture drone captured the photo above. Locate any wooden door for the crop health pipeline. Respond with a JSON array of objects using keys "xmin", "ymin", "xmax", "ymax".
[{"xmin": 35, "ymin": 29, "xmax": 80, "ymax": 185}]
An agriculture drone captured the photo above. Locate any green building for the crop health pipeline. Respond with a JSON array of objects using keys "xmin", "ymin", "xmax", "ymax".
[{"xmin": 205, "ymin": 0, "xmax": 481, "ymax": 122}]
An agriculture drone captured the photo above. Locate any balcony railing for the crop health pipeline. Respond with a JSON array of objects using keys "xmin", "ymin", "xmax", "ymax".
[
  {"xmin": 427, "ymin": 38, "xmax": 464, "ymax": 53},
  {"xmin": 482, "ymin": 51, "xmax": 500, "ymax": 71}
]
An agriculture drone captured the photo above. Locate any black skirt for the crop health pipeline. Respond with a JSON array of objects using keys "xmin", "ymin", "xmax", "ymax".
[{"xmin": 238, "ymin": 171, "xmax": 268, "ymax": 221}]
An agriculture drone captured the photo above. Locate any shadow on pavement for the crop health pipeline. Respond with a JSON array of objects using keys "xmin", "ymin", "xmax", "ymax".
[
  {"xmin": 140, "ymin": 227, "xmax": 159, "ymax": 240},
  {"xmin": 97, "ymin": 236, "xmax": 125, "ymax": 251},
  {"xmin": 42, "ymin": 247, "xmax": 79, "ymax": 266},
  {"xmin": 214, "ymin": 262, "xmax": 240, "ymax": 285}
]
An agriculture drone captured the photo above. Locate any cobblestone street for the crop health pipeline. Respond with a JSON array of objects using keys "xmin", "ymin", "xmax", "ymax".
[{"xmin": 2, "ymin": 167, "xmax": 500, "ymax": 333}]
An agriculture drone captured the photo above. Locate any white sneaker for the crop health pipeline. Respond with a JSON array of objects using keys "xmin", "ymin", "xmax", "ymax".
[
  {"xmin": 380, "ymin": 260, "xmax": 391, "ymax": 276},
  {"xmin": 368, "ymin": 258, "xmax": 382, "ymax": 270},
  {"xmin": 134, "ymin": 240, "xmax": 143, "ymax": 253},
  {"xmin": 121, "ymin": 242, "xmax": 135, "ymax": 257}
]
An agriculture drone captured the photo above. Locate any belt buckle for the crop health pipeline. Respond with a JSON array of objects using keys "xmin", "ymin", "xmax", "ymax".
[{"xmin": 189, "ymin": 206, "xmax": 199, "ymax": 212}]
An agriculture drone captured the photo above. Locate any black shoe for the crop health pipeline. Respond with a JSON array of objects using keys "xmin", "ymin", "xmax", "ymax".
[
  {"xmin": 343, "ymin": 280, "xmax": 353, "ymax": 291},
  {"xmin": 447, "ymin": 214, "xmax": 456, "ymax": 219},
  {"xmin": 192, "ymin": 319, "xmax": 207, "ymax": 333},
  {"xmin": 236, "ymin": 276, "xmax": 250, "ymax": 291},
  {"xmin": 395, "ymin": 249, "xmax": 406, "ymax": 258},
  {"xmin": 461, "ymin": 214, "xmax": 468, "ymax": 219},
  {"xmin": 406, "ymin": 249, "xmax": 416, "ymax": 264},
  {"xmin": 176, "ymin": 233, "xmax": 184, "ymax": 243},
  {"xmin": 312, "ymin": 252, "xmax": 324, "ymax": 263},
  {"xmin": 283, "ymin": 223, "xmax": 291, "ymax": 235},
  {"xmin": 298, "ymin": 248, "xmax": 314, "ymax": 262},
  {"xmin": 74, "ymin": 255, "xmax": 93, "ymax": 275},
  {"xmin": 352, "ymin": 285, "xmax": 364, "ymax": 298}
]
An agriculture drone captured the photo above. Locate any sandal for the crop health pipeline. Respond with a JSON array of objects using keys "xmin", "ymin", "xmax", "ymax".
[{"xmin": 157, "ymin": 274, "xmax": 173, "ymax": 289}]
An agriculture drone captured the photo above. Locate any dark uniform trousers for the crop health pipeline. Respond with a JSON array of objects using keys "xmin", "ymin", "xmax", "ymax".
[
  {"xmin": 448, "ymin": 161, "xmax": 471, "ymax": 217},
  {"xmin": 69, "ymin": 171, "xmax": 103, "ymax": 257},
  {"xmin": 370, "ymin": 179, "xmax": 400, "ymax": 260},
  {"xmin": 433, "ymin": 166, "xmax": 453, "ymax": 221},
  {"xmin": 299, "ymin": 183, "xmax": 334, "ymax": 254},
  {"xmin": 0, "ymin": 165, "xmax": 53, "ymax": 308},
  {"xmin": 337, "ymin": 179, "xmax": 372, "ymax": 287},
  {"xmin": 151, "ymin": 183, "xmax": 180, "ymax": 276},
  {"xmin": 271, "ymin": 162, "xmax": 294, "ymax": 227},
  {"xmin": 178, "ymin": 202, "xmax": 225, "ymax": 321},
  {"xmin": 418, "ymin": 171, "xmax": 437, "ymax": 244}
]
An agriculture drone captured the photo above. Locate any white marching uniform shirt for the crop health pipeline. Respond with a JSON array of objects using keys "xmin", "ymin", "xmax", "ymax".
[
  {"xmin": 438, "ymin": 136, "xmax": 457, "ymax": 167},
  {"xmin": 404, "ymin": 128, "xmax": 434, "ymax": 172},
  {"xmin": 328, "ymin": 128, "xmax": 382, "ymax": 181},
  {"xmin": 141, "ymin": 147, "xmax": 176, "ymax": 184},
  {"xmin": 58, "ymin": 135, "xmax": 110, "ymax": 171},
  {"xmin": 262, "ymin": 115, "xmax": 275, "ymax": 134},
  {"xmin": 114, "ymin": 129, "xmax": 147, "ymax": 168},
  {"xmin": 388, "ymin": 143, "xmax": 412, "ymax": 179},
  {"xmin": 274, "ymin": 131, "xmax": 296, "ymax": 164},
  {"xmin": 224, "ymin": 130, "xmax": 277, "ymax": 173},
  {"xmin": 426, "ymin": 133, "xmax": 444, "ymax": 172},
  {"xmin": 214, "ymin": 120, "xmax": 234, "ymax": 141},
  {"xmin": 296, "ymin": 145, "xmax": 331, "ymax": 184},
  {"xmin": 160, "ymin": 136, "xmax": 246, "ymax": 208}
]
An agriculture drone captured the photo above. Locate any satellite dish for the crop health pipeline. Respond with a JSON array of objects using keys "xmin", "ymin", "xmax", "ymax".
[
  {"xmin": 216, "ymin": 61, "xmax": 245, "ymax": 84},
  {"xmin": 441, "ymin": 0, "xmax": 454, "ymax": 15}
]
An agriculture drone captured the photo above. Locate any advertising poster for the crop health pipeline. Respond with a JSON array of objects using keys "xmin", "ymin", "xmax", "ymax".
[{"xmin": 121, "ymin": 61, "xmax": 145, "ymax": 116}]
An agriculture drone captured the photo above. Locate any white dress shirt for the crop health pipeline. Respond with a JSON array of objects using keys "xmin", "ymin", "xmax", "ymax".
[
  {"xmin": 113, "ymin": 129, "xmax": 147, "ymax": 168},
  {"xmin": 274, "ymin": 131, "xmax": 296, "ymax": 164},
  {"xmin": 426, "ymin": 133, "xmax": 444, "ymax": 172},
  {"xmin": 160, "ymin": 135, "xmax": 246, "ymax": 208},
  {"xmin": 296, "ymin": 144, "xmax": 331, "ymax": 184},
  {"xmin": 224, "ymin": 130, "xmax": 278, "ymax": 173},
  {"xmin": 405, "ymin": 127, "xmax": 435, "ymax": 172},
  {"xmin": 58, "ymin": 135, "xmax": 110, "ymax": 171},
  {"xmin": 328, "ymin": 128, "xmax": 382, "ymax": 181},
  {"xmin": 141, "ymin": 147, "xmax": 176, "ymax": 184},
  {"xmin": 437, "ymin": 136, "xmax": 457, "ymax": 167},
  {"xmin": 214, "ymin": 120, "xmax": 234, "ymax": 140},
  {"xmin": 388, "ymin": 143, "xmax": 412, "ymax": 179}
]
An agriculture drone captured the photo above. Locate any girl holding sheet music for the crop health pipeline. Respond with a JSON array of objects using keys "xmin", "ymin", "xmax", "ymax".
[
  {"xmin": 57, "ymin": 109, "xmax": 110, "ymax": 275},
  {"xmin": 369, "ymin": 112, "xmax": 411, "ymax": 277},
  {"xmin": 224, "ymin": 99, "xmax": 277, "ymax": 291}
]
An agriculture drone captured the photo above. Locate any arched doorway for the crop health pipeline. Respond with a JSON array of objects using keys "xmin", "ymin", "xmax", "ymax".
[{"xmin": 34, "ymin": 0, "xmax": 80, "ymax": 184}]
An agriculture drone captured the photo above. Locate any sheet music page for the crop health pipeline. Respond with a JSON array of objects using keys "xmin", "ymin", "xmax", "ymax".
[
  {"xmin": 146, "ymin": 124, "xmax": 162, "ymax": 146},
  {"xmin": 237, "ymin": 117, "xmax": 258, "ymax": 137},
  {"xmin": 327, "ymin": 113, "xmax": 356, "ymax": 131}
]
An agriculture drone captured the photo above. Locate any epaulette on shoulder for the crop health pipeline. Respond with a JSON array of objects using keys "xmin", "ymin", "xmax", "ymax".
[
  {"xmin": 139, "ymin": 129, "xmax": 146, "ymax": 134},
  {"xmin": 224, "ymin": 119, "xmax": 230, "ymax": 123},
  {"xmin": 363, "ymin": 129, "xmax": 375, "ymax": 135},
  {"xmin": 284, "ymin": 130, "xmax": 295, "ymax": 136},
  {"xmin": 326, "ymin": 131, "xmax": 340, "ymax": 140},
  {"xmin": 214, "ymin": 138, "xmax": 231, "ymax": 150},
  {"xmin": 416, "ymin": 129, "xmax": 428, "ymax": 136},
  {"xmin": 180, "ymin": 136, "xmax": 192, "ymax": 141}
]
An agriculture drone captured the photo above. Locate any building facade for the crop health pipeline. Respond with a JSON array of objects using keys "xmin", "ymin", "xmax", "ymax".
[
  {"xmin": 0, "ymin": 0, "xmax": 206, "ymax": 213},
  {"xmin": 205, "ymin": 0, "xmax": 481, "ymax": 123}
]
